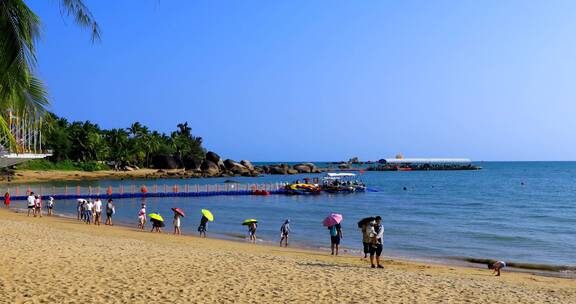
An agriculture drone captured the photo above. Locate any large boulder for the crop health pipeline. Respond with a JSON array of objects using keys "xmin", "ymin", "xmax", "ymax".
[
  {"xmin": 269, "ymin": 166, "xmax": 288, "ymax": 175},
  {"xmin": 182, "ymin": 156, "xmax": 202, "ymax": 170},
  {"xmin": 293, "ymin": 162, "xmax": 318, "ymax": 173},
  {"xmin": 205, "ymin": 151, "xmax": 221, "ymax": 164},
  {"xmin": 151, "ymin": 155, "xmax": 180, "ymax": 169},
  {"xmin": 224, "ymin": 159, "xmax": 249, "ymax": 174},
  {"xmin": 200, "ymin": 160, "xmax": 220, "ymax": 176},
  {"xmin": 240, "ymin": 160, "xmax": 254, "ymax": 171}
]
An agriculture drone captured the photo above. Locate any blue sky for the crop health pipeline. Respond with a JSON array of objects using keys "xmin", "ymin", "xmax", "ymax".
[{"xmin": 29, "ymin": 1, "xmax": 576, "ymax": 161}]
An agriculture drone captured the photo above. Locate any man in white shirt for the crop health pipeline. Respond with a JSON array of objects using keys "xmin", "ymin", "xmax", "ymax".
[
  {"xmin": 369, "ymin": 216, "xmax": 384, "ymax": 269},
  {"xmin": 85, "ymin": 200, "xmax": 94, "ymax": 224},
  {"xmin": 93, "ymin": 199, "xmax": 102, "ymax": 226},
  {"xmin": 27, "ymin": 192, "xmax": 35, "ymax": 217}
]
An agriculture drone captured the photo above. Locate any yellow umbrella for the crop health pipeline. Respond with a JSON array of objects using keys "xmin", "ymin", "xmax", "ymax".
[
  {"xmin": 149, "ymin": 213, "xmax": 164, "ymax": 222},
  {"xmin": 201, "ymin": 209, "xmax": 214, "ymax": 222},
  {"xmin": 242, "ymin": 219, "xmax": 258, "ymax": 225}
]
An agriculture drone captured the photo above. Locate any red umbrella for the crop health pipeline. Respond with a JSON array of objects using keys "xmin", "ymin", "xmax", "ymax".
[
  {"xmin": 171, "ymin": 207, "xmax": 185, "ymax": 217},
  {"xmin": 323, "ymin": 213, "xmax": 343, "ymax": 227}
]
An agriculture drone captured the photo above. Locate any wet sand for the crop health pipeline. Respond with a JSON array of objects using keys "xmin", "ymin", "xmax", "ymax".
[{"xmin": 0, "ymin": 208, "xmax": 574, "ymax": 303}]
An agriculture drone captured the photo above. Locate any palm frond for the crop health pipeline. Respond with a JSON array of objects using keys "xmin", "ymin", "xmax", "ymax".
[{"xmin": 60, "ymin": 0, "xmax": 101, "ymax": 42}]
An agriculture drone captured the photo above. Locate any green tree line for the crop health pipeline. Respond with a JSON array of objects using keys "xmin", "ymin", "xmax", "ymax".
[{"xmin": 24, "ymin": 112, "xmax": 206, "ymax": 170}]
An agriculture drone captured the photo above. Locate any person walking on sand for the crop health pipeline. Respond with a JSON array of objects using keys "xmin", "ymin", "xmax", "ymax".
[
  {"xmin": 34, "ymin": 194, "xmax": 42, "ymax": 218},
  {"xmin": 198, "ymin": 215, "xmax": 209, "ymax": 238},
  {"xmin": 369, "ymin": 216, "xmax": 384, "ymax": 268},
  {"xmin": 488, "ymin": 261, "xmax": 506, "ymax": 276},
  {"xmin": 46, "ymin": 197, "xmax": 54, "ymax": 216},
  {"xmin": 105, "ymin": 199, "xmax": 115, "ymax": 225},
  {"xmin": 361, "ymin": 221, "xmax": 373, "ymax": 259},
  {"xmin": 4, "ymin": 192, "xmax": 10, "ymax": 208},
  {"xmin": 138, "ymin": 203, "xmax": 146, "ymax": 230},
  {"xmin": 84, "ymin": 200, "xmax": 94, "ymax": 224},
  {"xmin": 248, "ymin": 222, "xmax": 257, "ymax": 243},
  {"xmin": 77, "ymin": 199, "xmax": 85, "ymax": 220},
  {"xmin": 173, "ymin": 210, "xmax": 182, "ymax": 235},
  {"xmin": 279, "ymin": 219, "xmax": 291, "ymax": 247},
  {"xmin": 151, "ymin": 216, "xmax": 164, "ymax": 233},
  {"xmin": 329, "ymin": 223, "xmax": 343, "ymax": 255},
  {"xmin": 93, "ymin": 198, "xmax": 103, "ymax": 226},
  {"xmin": 27, "ymin": 192, "xmax": 35, "ymax": 216}
]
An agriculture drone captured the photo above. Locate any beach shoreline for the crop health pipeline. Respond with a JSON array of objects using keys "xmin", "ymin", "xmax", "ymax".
[
  {"xmin": 4, "ymin": 169, "xmax": 189, "ymax": 184},
  {"xmin": 0, "ymin": 208, "xmax": 574, "ymax": 303}
]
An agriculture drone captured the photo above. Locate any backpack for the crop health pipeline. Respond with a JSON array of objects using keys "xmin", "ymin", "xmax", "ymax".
[{"xmin": 330, "ymin": 225, "xmax": 338, "ymax": 237}]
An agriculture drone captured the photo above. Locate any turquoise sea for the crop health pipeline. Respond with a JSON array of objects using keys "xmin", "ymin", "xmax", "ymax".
[{"xmin": 7, "ymin": 162, "xmax": 576, "ymax": 277}]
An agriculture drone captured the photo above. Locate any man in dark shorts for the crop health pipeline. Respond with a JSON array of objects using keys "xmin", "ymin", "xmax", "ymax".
[
  {"xmin": 369, "ymin": 216, "xmax": 384, "ymax": 268},
  {"xmin": 198, "ymin": 215, "xmax": 208, "ymax": 238},
  {"xmin": 329, "ymin": 223, "xmax": 343, "ymax": 255}
]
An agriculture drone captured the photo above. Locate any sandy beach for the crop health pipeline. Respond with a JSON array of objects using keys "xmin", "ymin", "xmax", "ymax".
[
  {"xmin": 0, "ymin": 208, "xmax": 573, "ymax": 303},
  {"xmin": 6, "ymin": 169, "xmax": 183, "ymax": 183}
]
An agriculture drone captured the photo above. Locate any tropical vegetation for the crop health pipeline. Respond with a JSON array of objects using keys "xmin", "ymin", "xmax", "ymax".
[{"xmin": 17, "ymin": 113, "xmax": 206, "ymax": 171}]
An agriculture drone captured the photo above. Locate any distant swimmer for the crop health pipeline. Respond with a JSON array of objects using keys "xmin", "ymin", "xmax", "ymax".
[
  {"xmin": 521, "ymin": 182, "xmax": 525, "ymax": 186},
  {"xmin": 403, "ymin": 187, "xmax": 407, "ymax": 191},
  {"xmin": 488, "ymin": 261, "xmax": 506, "ymax": 276}
]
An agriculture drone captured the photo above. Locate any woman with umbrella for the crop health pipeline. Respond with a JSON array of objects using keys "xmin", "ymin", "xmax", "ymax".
[
  {"xmin": 243, "ymin": 219, "xmax": 258, "ymax": 243},
  {"xmin": 323, "ymin": 213, "xmax": 343, "ymax": 255},
  {"xmin": 198, "ymin": 209, "xmax": 213, "ymax": 238},
  {"xmin": 358, "ymin": 217, "xmax": 376, "ymax": 259},
  {"xmin": 149, "ymin": 213, "xmax": 165, "ymax": 233},
  {"xmin": 172, "ymin": 208, "xmax": 185, "ymax": 235}
]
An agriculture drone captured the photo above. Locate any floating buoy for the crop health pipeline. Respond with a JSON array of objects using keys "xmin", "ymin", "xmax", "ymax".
[
  {"xmin": 107, "ymin": 186, "xmax": 113, "ymax": 196},
  {"xmin": 141, "ymin": 185, "xmax": 148, "ymax": 193}
]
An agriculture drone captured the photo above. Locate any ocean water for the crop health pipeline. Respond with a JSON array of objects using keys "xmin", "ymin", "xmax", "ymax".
[{"xmin": 7, "ymin": 162, "xmax": 576, "ymax": 274}]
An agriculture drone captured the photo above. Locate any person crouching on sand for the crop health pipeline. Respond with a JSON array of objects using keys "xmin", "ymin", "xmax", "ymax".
[
  {"xmin": 279, "ymin": 219, "xmax": 291, "ymax": 247},
  {"xmin": 137, "ymin": 203, "xmax": 146, "ymax": 230},
  {"xmin": 488, "ymin": 261, "xmax": 506, "ymax": 276},
  {"xmin": 173, "ymin": 210, "xmax": 182, "ymax": 235},
  {"xmin": 198, "ymin": 215, "xmax": 208, "ymax": 238}
]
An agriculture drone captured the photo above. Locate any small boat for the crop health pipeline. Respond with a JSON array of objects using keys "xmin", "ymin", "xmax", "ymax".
[
  {"xmin": 321, "ymin": 173, "xmax": 366, "ymax": 193},
  {"xmin": 284, "ymin": 183, "xmax": 322, "ymax": 195}
]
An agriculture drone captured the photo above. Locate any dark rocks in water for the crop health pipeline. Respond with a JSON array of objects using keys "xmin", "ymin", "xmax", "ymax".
[
  {"xmin": 151, "ymin": 155, "xmax": 181, "ymax": 169},
  {"xmin": 200, "ymin": 160, "xmax": 220, "ymax": 176},
  {"xmin": 224, "ymin": 179, "xmax": 239, "ymax": 183},
  {"xmin": 240, "ymin": 160, "xmax": 254, "ymax": 171},
  {"xmin": 293, "ymin": 162, "xmax": 319, "ymax": 173},
  {"xmin": 205, "ymin": 151, "xmax": 221, "ymax": 164},
  {"xmin": 269, "ymin": 166, "xmax": 288, "ymax": 175},
  {"xmin": 223, "ymin": 159, "xmax": 249, "ymax": 175}
]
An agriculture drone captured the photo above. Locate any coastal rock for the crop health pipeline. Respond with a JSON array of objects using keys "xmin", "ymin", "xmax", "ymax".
[
  {"xmin": 287, "ymin": 169, "xmax": 299, "ymax": 174},
  {"xmin": 223, "ymin": 159, "xmax": 250, "ymax": 174},
  {"xmin": 183, "ymin": 156, "xmax": 202, "ymax": 170},
  {"xmin": 240, "ymin": 160, "xmax": 254, "ymax": 171},
  {"xmin": 269, "ymin": 166, "xmax": 288, "ymax": 175},
  {"xmin": 151, "ymin": 155, "xmax": 180, "ymax": 169},
  {"xmin": 205, "ymin": 151, "xmax": 221, "ymax": 164},
  {"xmin": 293, "ymin": 164, "xmax": 312, "ymax": 173},
  {"xmin": 200, "ymin": 160, "xmax": 220, "ymax": 176}
]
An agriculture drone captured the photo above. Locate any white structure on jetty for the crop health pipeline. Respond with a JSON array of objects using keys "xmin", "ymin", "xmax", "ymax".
[
  {"xmin": 383, "ymin": 158, "xmax": 472, "ymax": 165},
  {"xmin": 0, "ymin": 110, "xmax": 51, "ymax": 168}
]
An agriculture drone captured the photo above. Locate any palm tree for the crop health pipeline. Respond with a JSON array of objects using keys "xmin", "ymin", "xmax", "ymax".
[{"xmin": 0, "ymin": 0, "xmax": 99, "ymax": 142}]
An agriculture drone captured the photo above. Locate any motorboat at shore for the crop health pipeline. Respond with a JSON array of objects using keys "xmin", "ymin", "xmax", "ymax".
[{"xmin": 321, "ymin": 173, "xmax": 366, "ymax": 193}]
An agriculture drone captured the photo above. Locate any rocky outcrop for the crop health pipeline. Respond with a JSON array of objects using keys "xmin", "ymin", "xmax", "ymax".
[
  {"xmin": 151, "ymin": 155, "xmax": 180, "ymax": 169},
  {"xmin": 200, "ymin": 160, "xmax": 220, "ymax": 176},
  {"xmin": 293, "ymin": 162, "xmax": 319, "ymax": 173},
  {"xmin": 240, "ymin": 160, "xmax": 254, "ymax": 171},
  {"xmin": 205, "ymin": 151, "xmax": 221, "ymax": 164},
  {"xmin": 182, "ymin": 156, "xmax": 202, "ymax": 170},
  {"xmin": 224, "ymin": 159, "xmax": 250, "ymax": 175}
]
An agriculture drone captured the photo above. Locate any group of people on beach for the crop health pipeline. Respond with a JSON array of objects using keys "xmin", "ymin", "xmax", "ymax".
[
  {"xmin": 77, "ymin": 198, "xmax": 115, "ymax": 226},
  {"xmin": 25, "ymin": 192, "xmax": 55, "ymax": 218}
]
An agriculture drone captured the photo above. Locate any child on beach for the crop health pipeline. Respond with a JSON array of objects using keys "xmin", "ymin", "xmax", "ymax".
[
  {"xmin": 46, "ymin": 197, "xmax": 54, "ymax": 216},
  {"xmin": 488, "ymin": 261, "xmax": 506, "ymax": 276},
  {"xmin": 84, "ymin": 200, "xmax": 93, "ymax": 224},
  {"xmin": 105, "ymin": 199, "xmax": 115, "ymax": 225},
  {"xmin": 361, "ymin": 221, "xmax": 373, "ymax": 259},
  {"xmin": 173, "ymin": 211, "xmax": 182, "ymax": 235},
  {"xmin": 248, "ymin": 222, "xmax": 257, "ymax": 243},
  {"xmin": 34, "ymin": 195, "xmax": 42, "ymax": 218},
  {"xmin": 329, "ymin": 223, "xmax": 343, "ymax": 255},
  {"xmin": 198, "ymin": 216, "xmax": 208, "ymax": 238},
  {"xmin": 138, "ymin": 203, "xmax": 146, "ymax": 230},
  {"xmin": 279, "ymin": 219, "xmax": 291, "ymax": 247}
]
